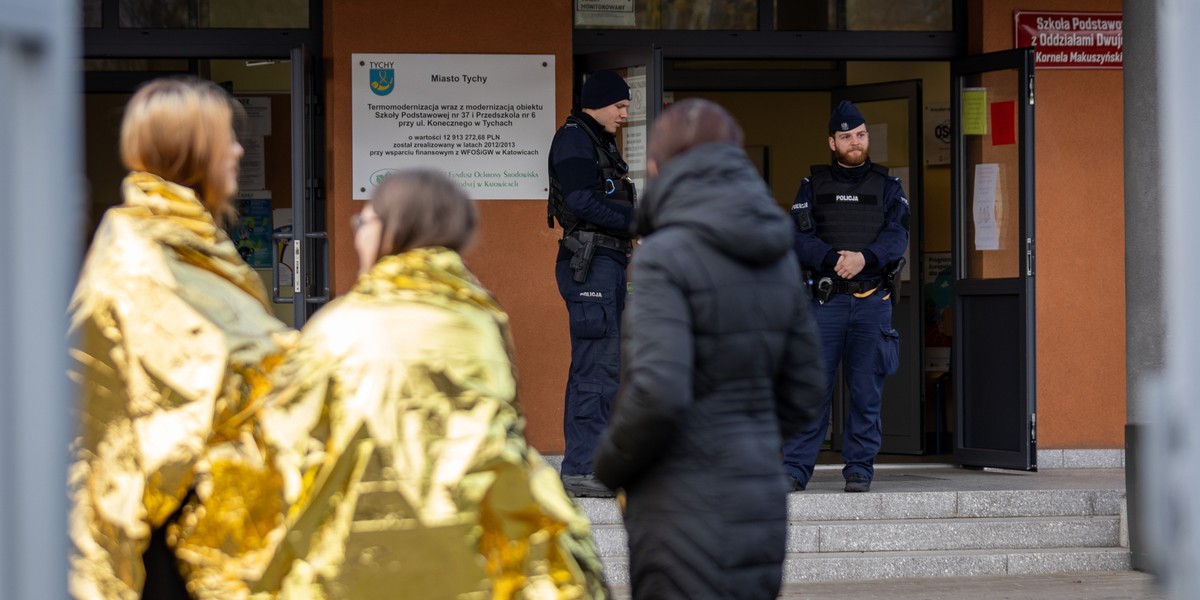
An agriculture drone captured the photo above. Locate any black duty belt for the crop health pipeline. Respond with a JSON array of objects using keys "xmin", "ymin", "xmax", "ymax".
[
  {"xmin": 565, "ymin": 231, "xmax": 632, "ymax": 254},
  {"xmin": 831, "ymin": 278, "xmax": 881, "ymax": 295}
]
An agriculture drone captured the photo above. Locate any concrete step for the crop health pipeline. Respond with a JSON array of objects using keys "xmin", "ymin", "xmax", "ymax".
[
  {"xmin": 600, "ymin": 547, "xmax": 1132, "ymax": 585},
  {"xmin": 574, "ymin": 484, "xmax": 1130, "ymax": 584},
  {"xmin": 589, "ymin": 515, "xmax": 1120, "ymax": 557},
  {"xmin": 574, "ymin": 488, "xmax": 1125, "ymax": 527},
  {"xmin": 786, "ymin": 488, "xmax": 1125, "ymax": 520}
]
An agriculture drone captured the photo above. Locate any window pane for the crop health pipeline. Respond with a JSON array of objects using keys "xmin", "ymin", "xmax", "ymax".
[
  {"xmin": 119, "ymin": 0, "xmax": 308, "ymax": 28},
  {"xmin": 846, "ymin": 0, "xmax": 952, "ymax": 31},
  {"xmin": 83, "ymin": 0, "xmax": 102, "ymax": 28},
  {"xmin": 120, "ymin": 0, "xmax": 188, "ymax": 28},
  {"xmin": 200, "ymin": 0, "xmax": 308, "ymax": 28},
  {"xmin": 775, "ymin": 0, "xmax": 835, "ymax": 31},
  {"xmin": 84, "ymin": 58, "xmax": 190, "ymax": 71},
  {"xmin": 776, "ymin": 0, "xmax": 952, "ymax": 31},
  {"xmin": 576, "ymin": 0, "xmax": 756, "ymax": 30}
]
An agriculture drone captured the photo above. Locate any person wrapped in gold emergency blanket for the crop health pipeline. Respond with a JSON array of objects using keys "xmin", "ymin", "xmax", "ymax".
[
  {"xmin": 68, "ymin": 76, "xmax": 297, "ymax": 599},
  {"xmin": 252, "ymin": 168, "xmax": 610, "ymax": 599}
]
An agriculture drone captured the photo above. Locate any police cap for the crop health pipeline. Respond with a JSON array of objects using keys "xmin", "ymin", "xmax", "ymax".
[{"xmin": 828, "ymin": 100, "xmax": 866, "ymax": 134}]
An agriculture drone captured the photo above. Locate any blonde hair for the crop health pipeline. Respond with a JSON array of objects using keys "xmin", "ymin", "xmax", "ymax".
[
  {"xmin": 120, "ymin": 76, "xmax": 241, "ymax": 218},
  {"xmin": 370, "ymin": 169, "xmax": 477, "ymax": 257}
]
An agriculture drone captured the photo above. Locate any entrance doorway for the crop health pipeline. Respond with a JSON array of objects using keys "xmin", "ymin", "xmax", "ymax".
[
  {"xmin": 597, "ymin": 58, "xmax": 957, "ymax": 463},
  {"xmin": 83, "ymin": 51, "xmax": 327, "ymax": 327},
  {"xmin": 82, "ymin": 0, "xmax": 327, "ymax": 327}
]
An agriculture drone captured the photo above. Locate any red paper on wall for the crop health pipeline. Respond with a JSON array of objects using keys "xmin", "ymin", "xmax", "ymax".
[{"xmin": 991, "ymin": 100, "xmax": 1016, "ymax": 146}]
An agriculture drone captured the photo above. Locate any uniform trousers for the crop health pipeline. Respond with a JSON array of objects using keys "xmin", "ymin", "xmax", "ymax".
[
  {"xmin": 556, "ymin": 249, "xmax": 627, "ymax": 476},
  {"xmin": 783, "ymin": 290, "xmax": 899, "ymax": 485}
]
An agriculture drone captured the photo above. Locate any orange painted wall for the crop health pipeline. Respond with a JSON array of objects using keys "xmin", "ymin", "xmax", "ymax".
[
  {"xmin": 972, "ymin": 0, "xmax": 1126, "ymax": 448},
  {"xmin": 324, "ymin": 0, "xmax": 573, "ymax": 451}
]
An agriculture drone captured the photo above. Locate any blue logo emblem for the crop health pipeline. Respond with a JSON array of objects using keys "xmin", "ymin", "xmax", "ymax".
[{"xmin": 369, "ymin": 69, "xmax": 394, "ymax": 96}]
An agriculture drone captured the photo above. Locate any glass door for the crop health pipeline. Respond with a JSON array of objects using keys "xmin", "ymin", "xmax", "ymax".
[{"xmin": 951, "ymin": 48, "xmax": 1037, "ymax": 470}]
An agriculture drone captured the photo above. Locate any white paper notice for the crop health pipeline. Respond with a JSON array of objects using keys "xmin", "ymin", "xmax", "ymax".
[
  {"xmin": 235, "ymin": 96, "xmax": 272, "ymax": 137},
  {"xmin": 973, "ymin": 163, "xmax": 1000, "ymax": 251},
  {"xmin": 924, "ymin": 103, "xmax": 951, "ymax": 165},
  {"xmin": 352, "ymin": 53, "xmax": 555, "ymax": 200},
  {"xmin": 238, "ymin": 137, "xmax": 266, "ymax": 191}
]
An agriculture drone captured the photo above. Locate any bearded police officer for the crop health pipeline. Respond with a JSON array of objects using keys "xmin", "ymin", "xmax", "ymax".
[
  {"xmin": 547, "ymin": 70, "xmax": 635, "ymax": 498},
  {"xmin": 784, "ymin": 100, "xmax": 910, "ymax": 493}
]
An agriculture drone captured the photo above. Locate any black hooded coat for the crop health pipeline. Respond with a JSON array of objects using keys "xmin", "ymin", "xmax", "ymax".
[{"xmin": 594, "ymin": 142, "xmax": 825, "ymax": 599}]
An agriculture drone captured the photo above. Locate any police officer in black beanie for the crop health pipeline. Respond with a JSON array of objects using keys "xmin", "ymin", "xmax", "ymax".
[
  {"xmin": 784, "ymin": 100, "xmax": 910, "ymax": 493},
  {"xmin": 546, "ymin": 70, "xmax": 635, "ymax": 498}
]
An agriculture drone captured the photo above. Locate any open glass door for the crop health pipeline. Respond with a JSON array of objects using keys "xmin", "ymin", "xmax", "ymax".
[
  {"xmin": 576, "ymin": 48, "xmax": 662, "ymax": 196},
  {"xmin": 951, "ymin": 48, "xmax": 1036, "ymax": 470},
  {"xmin": 272, "ymin": 44, "xmax": 328, "ymax": 327},
  {"xmin": 828, "ymin": 81, "xmax": 925, "ymax": 455}
]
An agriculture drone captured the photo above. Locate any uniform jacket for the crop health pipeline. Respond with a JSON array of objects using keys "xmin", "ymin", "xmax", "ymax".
[
  {"xmin": 789, "ymin": 160, "xmax": 910, "ymax": 279},
  {"xmin": 548, "ymin": 110, "xmax": 636, "ymax": 251},
  {"xmin": 68, "ymin": 172, "xmax": 295, "ymax": 600},
  {"xmin": 255, "ymin": 247, "xmax": 610, "ymax": 599},
  {"xmin": 593, "ymin": 143, "xmax": 825, "ymax": 599}
]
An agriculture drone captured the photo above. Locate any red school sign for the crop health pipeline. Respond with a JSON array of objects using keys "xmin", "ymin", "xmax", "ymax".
[{"xmin": 1014, "ymin": 11, "xmax": 1123, "ymax": 69}]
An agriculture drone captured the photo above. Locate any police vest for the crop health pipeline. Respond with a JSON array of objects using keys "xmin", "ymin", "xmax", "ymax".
[
  {"xmin": 547, "ymin": 116, "xmax": 636, "ymax": 239},
  {"xmin": 809, "ymin": 163, "xmax": 889, "ymax": 257}
]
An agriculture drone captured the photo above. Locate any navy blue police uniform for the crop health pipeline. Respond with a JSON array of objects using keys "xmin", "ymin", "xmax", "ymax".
[
  {"xmin": 547, "ymin": 72, "xmax": 635, "ymax": 490},
  {"xmin": 784, "ymin": 101, "xmax": 910, "ymax": 492}
]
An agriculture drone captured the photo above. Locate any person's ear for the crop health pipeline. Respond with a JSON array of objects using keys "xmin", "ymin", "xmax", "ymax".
[
  {"xmin": 647, "ymin": 159, "xmax": 658, "ymax": 177},
  {"xmin": 828, "ymin": 136, "xmax": 836, "ymax": 152}
]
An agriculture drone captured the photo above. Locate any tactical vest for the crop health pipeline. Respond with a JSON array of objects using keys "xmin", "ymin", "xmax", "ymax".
[
  {"xmin": 547, "ymin": 115, "xmax": 636, "ymax": 239},
  {"xmin": 809, "ymin": 163, "xmax": 889, "ymax": 258}
]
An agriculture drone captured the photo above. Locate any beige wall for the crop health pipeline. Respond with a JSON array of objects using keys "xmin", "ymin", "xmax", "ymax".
[
  {"xmin": 673, "ymin": 91, "xmax": 830, "ymax": 208},
  {"xmin": 848, "ymin": 62, "xmax": 953, "ymax": 253},
  {"xmin": 324, "ymin": 0, "xmax": 573, "ymax": 451},
  {"xmin": 971, "ymin": 0, "xmax": 1125, "ymax": 449}
]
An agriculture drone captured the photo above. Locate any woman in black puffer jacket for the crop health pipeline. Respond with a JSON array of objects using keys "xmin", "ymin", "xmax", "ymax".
[{"xmin": 594, "ymin": 98, "xmax": 825, "ymax": 599}]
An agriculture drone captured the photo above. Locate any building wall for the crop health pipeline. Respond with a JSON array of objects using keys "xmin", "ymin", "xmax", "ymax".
[
  {"xmin": 972, "ymin": 0, "xmax": 1126, "ymax": 449},
  {"xmin": 321, "ymin": 1, "xmax": 1127, "ymax": 454},
  {"xmin": 324, "ymin": 0, "xmax": 573, "ymax": 450}
]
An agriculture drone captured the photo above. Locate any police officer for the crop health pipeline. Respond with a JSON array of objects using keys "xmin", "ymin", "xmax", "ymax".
[
  {"xmin": 784, "ymin": 100, "xmax": 910, "ymax": 493},
  {"xmin": 547, "ymin": 70, "xmax": 635, "ymax": 498}
]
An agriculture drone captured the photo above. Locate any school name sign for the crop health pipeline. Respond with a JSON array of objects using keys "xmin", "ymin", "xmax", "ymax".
[
  {"xmin": 1015, "ymin": 11, "xmax": 1122, "ymax": 70},
  {"xmin": 352, "ymin": 53, "xmax": 555, "ymax": 199}
]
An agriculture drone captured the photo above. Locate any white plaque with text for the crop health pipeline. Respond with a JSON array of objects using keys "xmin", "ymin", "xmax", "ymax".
[{"xmin": 352, "ymin": 53, "xmax": 555, "ymax": 200}]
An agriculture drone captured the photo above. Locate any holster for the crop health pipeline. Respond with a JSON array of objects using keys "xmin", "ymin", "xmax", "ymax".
[
  {"xmin": 883, "ymin": 256, "xmax": 907, "ymax": 306},
  {"xmin": 561, "ymin": 232, "xmax": 596, "ymax": 283}
]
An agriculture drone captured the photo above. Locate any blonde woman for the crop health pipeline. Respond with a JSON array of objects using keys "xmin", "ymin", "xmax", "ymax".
[
  {"xmin": 68, "ymin": 76, "xmax": 295, "ymax": 599},
  {"xmin": 254, "ymin": 169, "xmax": 610, "ymax": 599}
]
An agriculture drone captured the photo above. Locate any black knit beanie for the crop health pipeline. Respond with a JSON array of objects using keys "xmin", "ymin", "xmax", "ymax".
[{"xmin": 581, "ymin": 70, "xmax": 631, "ymax": 109}]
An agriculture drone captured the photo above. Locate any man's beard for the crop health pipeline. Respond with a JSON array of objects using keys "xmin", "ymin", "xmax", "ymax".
[{"xmin": 836, "ymin": 147, "xmax": 869, "ymax": 167}]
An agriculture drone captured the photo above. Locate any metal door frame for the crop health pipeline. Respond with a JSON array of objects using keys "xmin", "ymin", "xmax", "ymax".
[
  {"xmin": 83, "ymin": 0, "xmax": 327, "ymax": 326},
  {"xmin": 950, "ymin": 47, "xmax": 1036, "ymax": 470}
]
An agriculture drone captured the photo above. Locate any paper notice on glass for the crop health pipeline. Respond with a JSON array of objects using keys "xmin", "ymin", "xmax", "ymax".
[
  {"xmin": 869, "ymin": 122, "xmax": 888, "ymax": 163},
  {"xmin": 238, "ymin": 136, "xmax": 266, "ymax": 191},
  {"xmin": 235, "ymin": 96, "xmax": 272, "ymax": 137},
  {"xmin": 625, "ymin": 73, "xmax": 647, "ymax": 121},
  {"xmin": 962, "ymin": 88, "xmax": 988, "ymax": 136},
  {"xmin": 623, "ymin": 122, "xmax": 646, "ymax": 175},
  {"xmin": 973, "ymin": 163, "xmax": 1000, "ymax": 250}
]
